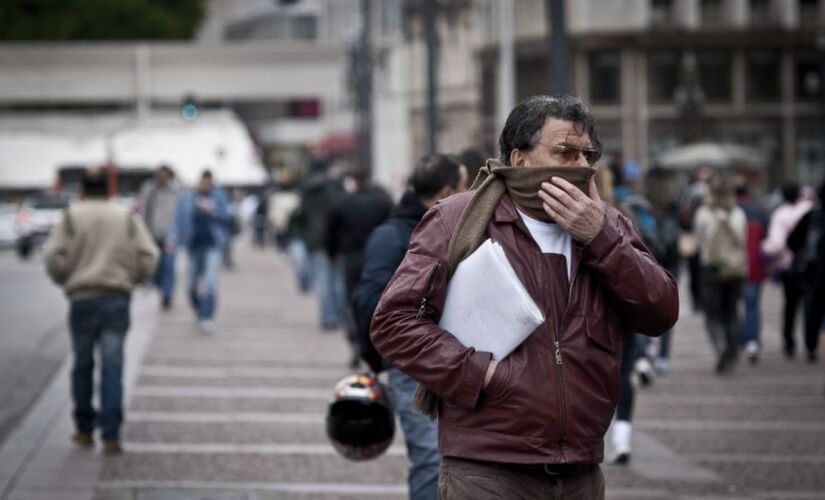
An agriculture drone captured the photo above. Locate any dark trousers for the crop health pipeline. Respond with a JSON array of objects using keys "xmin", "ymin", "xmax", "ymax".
[
  {"xmin": 702, "ymin": 269, "xmax": 742, "ymax": 372},
  {"xmin": 803, "ymin": 275, "xmax": 825, "ymax": 354},
  {"xmin": 616, "ymin": 334, "xmax": 636, "ymax": 422},
  {"xmin": 781, "ymin": 271, "xmax": 805, "ymax": 354},
  {"xmin": 438, "ymin": 457, "xmax": 604, "ymax": 500}
]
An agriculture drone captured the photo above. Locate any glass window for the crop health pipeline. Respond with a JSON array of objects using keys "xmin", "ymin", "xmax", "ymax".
[
  {"xmin": 697, "ymin": 51, "xmax": 732, "ymax": 102},
  {"xmin": 746, "ymin": 51, "xmax": 780, "ymax": 102},
  {"xmin": 796, "ymin": 54, "xmax": 823, "ymax": 101},
  {"xmin": 648, "ymin": 51, "xmax": 680, "ymax": 103},
  {"xmin": 750, "ymin": 0, "xmax": 774, "ymax": 26},
  {"xmin": 291, "ymin": 15, "xmax": 317, "ymax": 40},
  {"xmin": 800, "ymin": 0, "xmax": 819, "ymax": 26},
  {"xmin": 651, "ymin": 0, "xmax": 675, "ymax": 27},
  {"xmin": 701, "ymin": 0, "xmax": 725, "ymax": 26},
  {"xmin": 589, "ymin": 51, "xmax": 621, "ymax": 104}
]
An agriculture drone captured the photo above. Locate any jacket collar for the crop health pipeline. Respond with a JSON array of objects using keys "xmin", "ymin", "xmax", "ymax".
[{"xmin": 492, "ymin": 192, "xmax": 520, "ymax": 224}]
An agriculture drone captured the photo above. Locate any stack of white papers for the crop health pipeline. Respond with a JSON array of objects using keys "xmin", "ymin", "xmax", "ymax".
[{"xmin": 438, "ymin": 239, "xmax": 545, "ymax": 360}]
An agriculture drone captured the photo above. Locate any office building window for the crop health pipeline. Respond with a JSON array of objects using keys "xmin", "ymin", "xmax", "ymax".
[
  {"xmin": 291, "ymin": 15, "xmax": 318, "ymax": 40},
  {"xmin": 701, "ymin": 0, "xmax": 726, "ymax": 26},
  {"xmin": 800, "ymin": 0, "xmax": 819, "ymax": 26},
  {"xmin": 746, "ymin": 51, "xmax": 780, "ymax": 102},
  {"xmin": 796, "ymin": 54, "xmax": 823, "ymax": 100},
  {"xmin": 750, "ymin": 0, "xmax": 774, "ymax": 26},
  {"xmin": 698, "ymin": 51, "xmax": 732, "ymax": 102},
  {"xmin": 589, "ymin": 51, "xmax": 621, "ymax": 104},
  {"xmin": 648, "ymin": 51, "xmax": 680, "ymax": 103},
  {"xmin": 651, "ymin": 0, "xmax": 675, "ymax": 27}
]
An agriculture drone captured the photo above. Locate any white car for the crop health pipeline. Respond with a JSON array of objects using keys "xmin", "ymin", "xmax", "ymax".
[
  {"xmin": 16, "ymin": 194, "xmax": 72, "ymax": 259},
  {"xmin": 0, "ymin": 203, "xmax": 17, "ymax": 248}
]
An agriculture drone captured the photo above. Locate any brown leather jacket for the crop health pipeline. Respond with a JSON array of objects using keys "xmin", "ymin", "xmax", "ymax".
[{"xmin": 371, "ymin": 192, "xmax": 679, "ymax": 465}]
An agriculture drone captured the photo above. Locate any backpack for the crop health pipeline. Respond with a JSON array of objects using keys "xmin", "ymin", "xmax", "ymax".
[{"xmin": 706, "ymin": 209, "xmax": 747, "ymax": 282}]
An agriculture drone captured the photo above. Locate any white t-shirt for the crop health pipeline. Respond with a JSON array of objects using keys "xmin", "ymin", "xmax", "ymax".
[{"xmin": 517, "ymin": 210, "xmax": 572, "ymax": 278}]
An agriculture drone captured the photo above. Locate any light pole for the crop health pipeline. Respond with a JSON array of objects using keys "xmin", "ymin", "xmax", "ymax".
[
  {"xmin": 673, "ymin": 51, "xmax": 705, "ymax": 144},
  {"xmin": 424, "ymin": 0, "xmax": 439, "ymax": 154}
]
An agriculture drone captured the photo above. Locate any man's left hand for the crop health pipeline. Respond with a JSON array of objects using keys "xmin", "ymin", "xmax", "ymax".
[{"xmin": 538, "ymin": 175, "xmax": 605, "ymax": 244}]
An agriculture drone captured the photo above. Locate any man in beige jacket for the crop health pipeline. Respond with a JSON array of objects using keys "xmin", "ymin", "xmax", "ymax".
[{"xmin": 43, "ymin": 168, "xmax": 159, "ymax": 455}]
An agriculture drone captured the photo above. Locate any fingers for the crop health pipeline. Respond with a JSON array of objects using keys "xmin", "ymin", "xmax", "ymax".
[
  {"xmin": 551, "ymin": 177, "xmax": 587, "ymax": 203},
  {"xmin": 588, "ymin": 175, "xmax": 602, "ymax": 203},
  {"xmin": 538, "ymin": 186, "xmax": 575, "ymax": 218}
]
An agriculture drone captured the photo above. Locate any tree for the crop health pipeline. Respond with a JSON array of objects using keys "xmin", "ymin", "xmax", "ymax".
[{"xmin": 0, "ymin": 0, "xmax": 205, "ymax": 41}]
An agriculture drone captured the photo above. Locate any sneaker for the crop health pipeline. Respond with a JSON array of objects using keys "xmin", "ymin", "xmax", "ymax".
[
  {"xmin": 72, "ymin": 432, "xmax": 94, "ymax": 448},
  {"xmin": 634, "ymin": 357, "xmax": 655, "ymax": 387},
  {"xmin": 198, "ymin": 320, "xmax": 216, "ymax": 335},
  {"xmin": 610, "ymin": 420, "xmax": 632, "ymax": 465},
  {"xmin": 654, "ymin": 358, "xmax": 670, "ymax": 376},
  {"xmin": 745, "ymin": 341, "xmax": 760, "ymax": 364},
  {"xmin": 102, "ymin": 440, "xmax": 123, "ymax": 456}
]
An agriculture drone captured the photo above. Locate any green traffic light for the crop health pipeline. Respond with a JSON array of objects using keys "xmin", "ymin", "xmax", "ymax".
[{"xmin": 181, "ymin": 103, "xmax": 199, "ymax": 121}]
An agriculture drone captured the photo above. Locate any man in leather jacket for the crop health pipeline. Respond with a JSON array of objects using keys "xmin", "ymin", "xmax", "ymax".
[{"xmin": 370, "ymin": 95, "xmax": 679, "ymax": 499}]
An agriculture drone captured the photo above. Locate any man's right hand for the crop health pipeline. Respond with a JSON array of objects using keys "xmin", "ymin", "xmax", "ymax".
[{"xmin": 483, "ymin": 359, "xmax": 499, "ymax": 388}]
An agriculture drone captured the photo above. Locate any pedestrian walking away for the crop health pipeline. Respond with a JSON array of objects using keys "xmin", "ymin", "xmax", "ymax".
[
  {"xmin": 370, "ymin": 95, "xmax": 679, "ymax": 500},
  {"xmin": 736, "ymin": 184, "xmax": 769, "ymax": 363},
  {"xmin": 168, "ymin": 169, "xmax": 233, "ymax": 335},
  {"xmin": 353, "ymin": 153, "xmax": 468, "ymax": 500},
  {"xmin": 695, "ymin": 174, "xmax": 748, "ymax": 374},
  {"xmin": 43, "ymin": 167, "xmax": 159, "ymax": 455},
  {"xmin": 327, "ymin": 165, "xmax": 393, "ymax": 368},
  {"xmin": 761, "ymin": 182, "xmax": 813, "ymax": 359},
  {"xmin": 137, "ymin": 164, "xmax": 181, "ymax": 310}
]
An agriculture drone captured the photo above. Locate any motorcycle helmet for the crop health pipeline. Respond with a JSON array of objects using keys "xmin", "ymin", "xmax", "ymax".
[{"xmin": 326, "ymin": 373, "xmax": 395, "ymax": 461}]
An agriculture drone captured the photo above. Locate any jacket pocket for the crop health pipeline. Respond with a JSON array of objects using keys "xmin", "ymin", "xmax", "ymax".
[{"xmin": 585, "ymin": 315, "xmax": 622, "ymax": 353}]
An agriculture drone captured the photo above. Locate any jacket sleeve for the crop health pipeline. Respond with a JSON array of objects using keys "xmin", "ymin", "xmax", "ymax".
[
  {"xmin": 581, "ymin": 205, "xmax": 679, "ymax": 336},
  {"xmin": 42, "ymin": 214, "xmax": 71, "ymax": 285},
  {"xmin": 353, "ymin": 223, "xmax": 405, "ymax": 372},
  {"xmin": 370, "ymin": 206, "xmax": 492, "ymax": 410},
  {"xmin": 131, "ymin": 215, "xmax": 160, "ymax": 284}
]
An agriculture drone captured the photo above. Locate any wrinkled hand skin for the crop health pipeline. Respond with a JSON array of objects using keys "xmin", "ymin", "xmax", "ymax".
[{"xmin": 538, "ymin": 175, "xmax": 606, "ymax": 244}]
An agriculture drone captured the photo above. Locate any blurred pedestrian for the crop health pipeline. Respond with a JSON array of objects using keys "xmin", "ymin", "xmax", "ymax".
[
  {"xmin": 353, "ymin": 153, "xmax": 467, "ymax": 500},
  {"xmin": 168, "ymin": 170, "xmax": 233, "ymax": 334},
  {"xmin": 677, "ymin": 166, "xmax": 713, "ymax": 312},
  {"xmin": 735, "ymin": 184, "xmax": 769, "ymax": 363},
  {"xmin": 137, "ymin": 165, "xmax": 181, "ymax": 310},
  {"xmin": 787, "ymin": 180, "xmax": 825, "ymax": 363},
  {"xmin": 297, "ymin": 156, "xmax": 346, "ymax": 329},
  {"xmin": 223, "ymin": 186, "xmax": 242, "ymax": 270},
  {"xmin": 327, "ymin": 166, "xmax": 393, "ymax": 367},
  {"xmin": 457, "ymin": 147, "xmax": 485, "ymax": 186},
  {"xmin": 43, "ymin": 168, "xmax": 159, "ymax": 455},
  {"xmin": 761, "ymin": 182, "xmax": 814, "ymax": 359},
  {"xmin": 371, "ymin": 95, "xmax": 678, "ymax": 498},
  {"xmin": 695, "ymin": 174, "xmax": 747, "ymax": 374}
]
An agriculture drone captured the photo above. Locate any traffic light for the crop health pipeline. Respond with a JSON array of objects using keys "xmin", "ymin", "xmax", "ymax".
[{"xmin": 181, "ymin": 94, "xmax": 199, "ymax": 121}]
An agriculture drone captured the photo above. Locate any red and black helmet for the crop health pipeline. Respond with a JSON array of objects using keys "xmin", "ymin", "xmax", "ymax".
[{"xmin": 326, "ymin": 373, "xmax": 395, "ymax": 461}]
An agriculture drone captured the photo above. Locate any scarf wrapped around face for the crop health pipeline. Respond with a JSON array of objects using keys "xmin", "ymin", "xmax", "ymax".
[{"xmin": 413, "ymin": 159, "xmax": 595, "ymax": 419}]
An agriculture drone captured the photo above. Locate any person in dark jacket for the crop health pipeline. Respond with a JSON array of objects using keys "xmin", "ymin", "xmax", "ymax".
[
  {"xmin": 327, "ymin": 167, "xmax": 393, "ymax": 366},
  {"xmin": 787, "ymin": 180, "xmax": 825, "ymax": 363},
  {"xmin": 353, "ymin": 154, "xmax": 467, "ymax": 500},
  {"xmin": 370, "ymin": 95, "xmax": 679, "ymax": 499},
  {"xmin": 297, "ymin": 157, "xmax": 346, "ymax": 329}
]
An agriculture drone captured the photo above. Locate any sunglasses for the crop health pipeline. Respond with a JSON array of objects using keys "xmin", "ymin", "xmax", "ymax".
[{"xmin": 542, "ymin": 143, "xmax": 602, "ymax": 166}]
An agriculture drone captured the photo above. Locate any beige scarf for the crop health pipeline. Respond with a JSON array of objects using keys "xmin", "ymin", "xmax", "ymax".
[{"xmin": 413, "ymin": 159, "xmax": 595, "ymax": 419}]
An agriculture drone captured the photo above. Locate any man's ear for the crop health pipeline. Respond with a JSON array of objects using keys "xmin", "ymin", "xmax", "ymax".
[{"xmin": 510, "ymin": 149, "xmax": 527, "ymax": 167}]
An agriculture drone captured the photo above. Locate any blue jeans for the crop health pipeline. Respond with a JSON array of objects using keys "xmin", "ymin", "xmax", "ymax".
[
  {"xmin": 188, "ymin": 246, "xmax": 222, "ymax": 321},
  {"xmin": 387, "ymin": 368, "xmax": 440, "ymax": 500},
  {"xmin": 69, "ymin": 294, "xmax": 130, "ymax": 440},
  {"xmin": 741, "ymin": 282, "xmax": 762, "ymax": 346},
  {"xmin": 153, "ymin": 241, "xmax": 176, "ymax": 302},
  {"xmin": 311, "ymin": 250, "xmax": 345, "ymax": 327},
  {"xmin": 288, "ymin": 239, "xmax": 313, "ymax": 293}
]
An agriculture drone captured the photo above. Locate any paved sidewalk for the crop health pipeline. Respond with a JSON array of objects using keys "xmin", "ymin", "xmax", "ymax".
[{"xmin": 1, "ymin": 243, "xmax": 824, "ymax": 500}]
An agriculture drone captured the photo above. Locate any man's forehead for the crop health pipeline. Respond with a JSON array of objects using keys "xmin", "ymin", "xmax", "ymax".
[{"xmin": 540, "ymin": 118, "xmax": 592, "ymax": 146}]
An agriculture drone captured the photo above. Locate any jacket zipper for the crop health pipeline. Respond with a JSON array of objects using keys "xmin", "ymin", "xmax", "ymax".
[
  {"xmin": 416, "ymin": 261, "xmax": 442, "ymax": 319},
  {"xmin": 541, "ymin": 257, "xmax": 568, "ymax": 464},
  {"xmin": 555, "ymin": 246, "xmax": 583, "ymax": 463}
]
